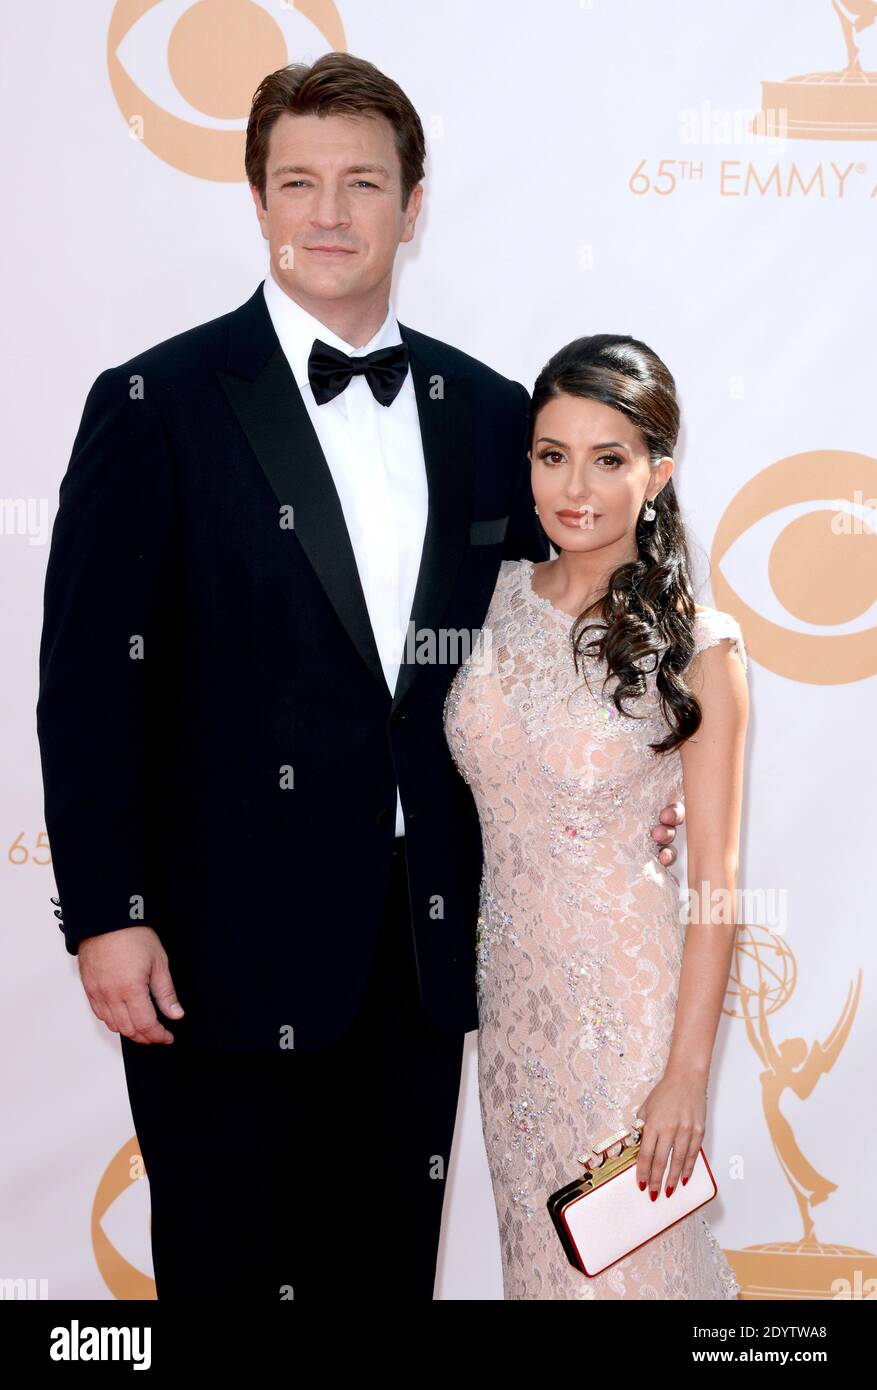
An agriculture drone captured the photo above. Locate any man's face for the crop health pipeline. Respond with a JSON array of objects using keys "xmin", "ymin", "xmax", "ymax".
[{"xmin": 251, "ymin": 111, "xmax": 422, "ymax": 307}]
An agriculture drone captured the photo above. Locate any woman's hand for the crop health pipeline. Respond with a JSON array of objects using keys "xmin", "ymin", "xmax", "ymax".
[{"xmin": 634, "ymin": 1070, "xmax": 708, "ymax": 1199}]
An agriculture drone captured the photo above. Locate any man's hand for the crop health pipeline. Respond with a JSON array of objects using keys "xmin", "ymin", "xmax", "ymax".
[
  {"xmin": 77, "ymin": 926, "xmax": 185, "ymax": 1045},
  {"xmin": 651, "ymin": 800, "xmax": 685, "ymax": 867}
]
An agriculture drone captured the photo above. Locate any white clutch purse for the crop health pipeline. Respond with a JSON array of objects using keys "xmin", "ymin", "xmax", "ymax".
[{"xmin": 547, "ymin": 1120, "xmax": 718, "ymax": 1278}]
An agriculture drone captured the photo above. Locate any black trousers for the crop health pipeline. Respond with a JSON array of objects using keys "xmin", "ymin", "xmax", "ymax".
[{"xmin": 120, "ymin": 838, "xmax": 467, "ymax": 1300}]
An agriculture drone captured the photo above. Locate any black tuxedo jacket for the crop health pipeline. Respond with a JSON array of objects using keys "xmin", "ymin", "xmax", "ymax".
[{"xmin": 36, "ymin": 282, "xmax": 548, "ymax": 1051}]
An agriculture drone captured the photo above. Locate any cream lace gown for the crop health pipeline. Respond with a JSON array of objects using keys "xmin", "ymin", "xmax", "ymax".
[{"xmin": 443, "ymin": 559, "xmax": 745, "ymax": 1300}]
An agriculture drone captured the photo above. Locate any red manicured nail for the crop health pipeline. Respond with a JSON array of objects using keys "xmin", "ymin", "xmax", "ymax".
[
  {"xmin": 638, "ymin": 1180, "xmax": 646, "ymax": 1191},
  {"xmin": 650, "ymin": 1189, "xmax": 657, "ymax": 1201},
  {"xmin": 665, "ymin": 1185, "xmax": 674, "ymax": 1197},
  {"xmin": 681, "ymin": 1176, "xmax": 688, "ymax": 1186}
]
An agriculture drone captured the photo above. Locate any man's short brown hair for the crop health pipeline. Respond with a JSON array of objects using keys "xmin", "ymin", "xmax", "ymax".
[{"xmin": 245, "ymin": 52, "xmax": 426, "ymax": 208}]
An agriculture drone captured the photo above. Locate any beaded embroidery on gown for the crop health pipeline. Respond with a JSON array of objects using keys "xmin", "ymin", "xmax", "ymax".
[{"xmin": 443, "ymin": 559, "xmax": 745, "ymax": 1300}]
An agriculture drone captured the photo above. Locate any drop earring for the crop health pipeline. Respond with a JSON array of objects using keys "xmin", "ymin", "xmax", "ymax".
[
  {"xmin": 534, "ymin": 505, "xmax": 539, "ymax": 515},
  {"xmin": 643, "ymin": 498, "xmax": 656, "ymax": 521}
]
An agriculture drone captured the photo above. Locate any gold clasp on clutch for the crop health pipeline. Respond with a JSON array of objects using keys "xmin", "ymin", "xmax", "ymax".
[{"xmin": 576, "ymin": 1121, "xmax": 643, "ymax": 1190}]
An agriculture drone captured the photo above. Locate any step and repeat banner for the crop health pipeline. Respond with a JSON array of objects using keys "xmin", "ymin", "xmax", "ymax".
[{"xmin": 2, "ymin": 0, "xmax": 874, "ymax": 1300}]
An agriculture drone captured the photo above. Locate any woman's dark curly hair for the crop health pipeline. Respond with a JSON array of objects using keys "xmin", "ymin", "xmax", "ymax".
[{"xmin": 530, "ymin": 334, "xmax": 703, "ymax": 755}]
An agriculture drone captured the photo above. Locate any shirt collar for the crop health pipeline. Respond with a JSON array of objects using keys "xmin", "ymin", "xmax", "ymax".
[{"xmin": 262, "ymin": 270, "xmax": 403, "ymax": 392}]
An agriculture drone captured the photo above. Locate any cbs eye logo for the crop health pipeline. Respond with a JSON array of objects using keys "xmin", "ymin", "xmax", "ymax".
[
  {"xmin": 712, "ymin": 449, "xmax": 877, "ymax": 684},
  {"xmin": 92, "ymin": 1137, "xmax": 156, "ymax": 1298},
  {"xmin": 107, "ymin": 0, "xmax": 346, "ymax": 181}
]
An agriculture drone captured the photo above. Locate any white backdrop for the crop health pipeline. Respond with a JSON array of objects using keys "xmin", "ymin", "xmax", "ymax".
[{"xmin": 2, "ymin": 0, "xmax": 875, "ymax": 1300}]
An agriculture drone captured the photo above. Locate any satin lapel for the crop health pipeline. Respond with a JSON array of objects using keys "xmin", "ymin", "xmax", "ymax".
[
  {"xmin": 393, "ymin": 325, "xmax": 474, "ymax": 711},
  {"xmin": 217, "ymin": 287, "xmax": 388, "ymax": 694}
]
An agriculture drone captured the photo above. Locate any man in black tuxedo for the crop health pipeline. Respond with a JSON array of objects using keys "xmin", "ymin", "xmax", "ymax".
[{"xmin": 36, "ymin": 53, "xmax": 684, "ymax": 1300}]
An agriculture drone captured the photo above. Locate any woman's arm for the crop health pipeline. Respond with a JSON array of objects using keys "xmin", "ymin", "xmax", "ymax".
[
  {"xmin": 668, "ymin": 633, "xmax": 749, "ymax": 1076},
  {"xmin": 635, "ymin": 633, "xmax": 749, "ymax": 1198}
]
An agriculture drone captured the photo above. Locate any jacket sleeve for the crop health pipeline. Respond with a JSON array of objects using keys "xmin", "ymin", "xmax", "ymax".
[
  {"xmin": 36, "ymin": 365, "xmax": 178, "ymax": 955},
  {"xmin": 503, "ymin": 381, "xmax": 550, "ymax": 564}
]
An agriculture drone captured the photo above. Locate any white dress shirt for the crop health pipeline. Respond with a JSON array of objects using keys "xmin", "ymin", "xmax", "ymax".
[{"xmin": 262, "ymin": 271, "xmax": 428, "ymax": 837}]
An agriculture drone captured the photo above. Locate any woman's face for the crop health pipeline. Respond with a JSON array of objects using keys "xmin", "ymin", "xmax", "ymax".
[{"xmin": 528, "ymin": 393, "xmax": 673, "ymax": 558}]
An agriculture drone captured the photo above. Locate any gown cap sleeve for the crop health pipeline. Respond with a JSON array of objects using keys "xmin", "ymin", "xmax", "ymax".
[{"xmin": 692, "ymin": 607, "xmax": 748, "ymax": 674}]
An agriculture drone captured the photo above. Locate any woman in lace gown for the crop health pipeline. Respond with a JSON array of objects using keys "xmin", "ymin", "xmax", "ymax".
[{"xmin": 444, "ymin": 335, "xmax": 749, "ymax": 1300}]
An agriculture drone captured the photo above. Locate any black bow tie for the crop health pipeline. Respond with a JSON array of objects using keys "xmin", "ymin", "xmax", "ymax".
[{"xmin": 307, "ymin": 338, "xmax": 409, "ymax": 407}]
